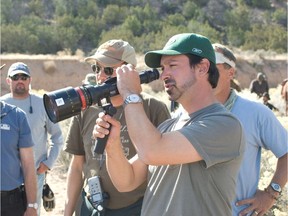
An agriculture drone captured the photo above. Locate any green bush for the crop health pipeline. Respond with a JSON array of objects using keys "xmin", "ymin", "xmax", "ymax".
[
  {"xmin": 243, "ymin": 24, "xmax": 287, "ymax": 53},
  {"xmin": 272, "ymin": 8, "xmax": 287, "ymax": 27},
  {"xmin": 0, "ymin": 0, "xmax": 286, "ymax": 54}
]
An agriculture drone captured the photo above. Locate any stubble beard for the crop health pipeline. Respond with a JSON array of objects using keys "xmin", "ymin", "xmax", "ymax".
[
  {"xmin": 13, "ymin": 85, "xmax": 28, "ymax": 96},
  {"xmin": 167, "ymin": 77, "xmax": 195, "ymax": 102}
]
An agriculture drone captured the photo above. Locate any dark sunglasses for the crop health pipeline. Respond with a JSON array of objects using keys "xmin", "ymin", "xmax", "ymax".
[
  {"xmin": 91, "ymin": 64, "xmax": 114, "ymax": 76},
  {"xmin": 10, "ymin": 74, "xmax": 30, "ymax": 81}
]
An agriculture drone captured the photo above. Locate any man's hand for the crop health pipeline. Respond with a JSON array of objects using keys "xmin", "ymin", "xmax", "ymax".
[
  {"xmin": 93, "ymin": 112, "xmax": 121, "ymax": 151},
  {"xmin": 116, "ymin": 64, "xmax": 142, "ymax": 99},
  {"xmin": 37, "ymin": 162, "xmax": 49, "ymax": 174},
  {"xmin": 236, "ymin": 189, "xmax": 276, "ymax": 216}
]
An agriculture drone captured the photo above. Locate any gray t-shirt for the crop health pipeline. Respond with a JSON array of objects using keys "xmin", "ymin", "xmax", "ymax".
[
  {"xmin": 1, "ymin": 93, "xmax": 63, "ymax": 169},
  {"xmin": 141, "ymin": 103, "xmax": 245, "ymax": 216},
  {"xmin": 64, "ymin": 92, "xmax": 171, "ymax": 209}
]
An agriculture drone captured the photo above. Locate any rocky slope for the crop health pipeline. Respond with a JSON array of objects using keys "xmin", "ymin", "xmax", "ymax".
[{"xmin": 1, "ymin": 52, "xmax": 286, "ymax": 96}]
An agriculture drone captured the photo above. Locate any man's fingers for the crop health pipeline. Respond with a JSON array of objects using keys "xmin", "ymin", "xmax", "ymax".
[{"xmin": 236, "ymin": 197, "xmax": 253, "ymax": 206}]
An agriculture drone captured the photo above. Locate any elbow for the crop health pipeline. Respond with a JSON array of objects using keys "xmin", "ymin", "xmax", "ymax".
[
  {"xmin": 116, "ymin": 186, "xmax": 132, "ymax": 193},
  {"xmin": 138, "ymin": 151, "xmax": 159, "ymax": 165},
  {"xmin": 112, "ymin": 182, "xmax": 137, "ymax": 193}
]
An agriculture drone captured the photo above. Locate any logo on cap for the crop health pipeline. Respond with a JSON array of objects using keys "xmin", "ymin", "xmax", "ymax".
[{"xmin": 192, "ymin": 48, "xmax": 202, "ymax": 54}]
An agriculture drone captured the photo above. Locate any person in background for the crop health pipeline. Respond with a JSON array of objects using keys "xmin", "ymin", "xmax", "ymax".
[
  {"xmin": 1, "ymin": 100, "xmax": 38, "ymax": 216},
  {"xmin": 93, "ymin": 33, "xmax": 245, "ymax": 215},
  {"xmin": 1, "ymin": 62, "xmax": 64, "ymax": 216},
  {"xmin": 213, "ymin": 43, "xmax": 287, "ymax": 216},
  {"xmin": 262, "ymin": 92, "xmax": 278, "ymax": 111},
  {"xmin": 249, "ymin": 72, "xmax": 269, "ymax": 97},
  {"xmin": 83, "ymin": 73, "xmax": 97, "ymax": 86},
  {"xmin": 64, "ymin": 39, "xmax": 170, "ymax": 216}
]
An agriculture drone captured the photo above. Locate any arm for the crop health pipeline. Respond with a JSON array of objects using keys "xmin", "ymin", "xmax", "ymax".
[
  {"xmin": 124, "ymin": 104, "xmax": 202, "ymax": 165},
  {"xmin": 237, "ymin": 153, "xmax": 287, "ymax": 216},
  {"xmin": 20, "ymin": 147, "xmax": 37, "ymax": 216},
  {"xmin": 265, "ymin": 153, "xmax": 287, "ymax": 199},
  {"xmin": 116, "ymin": 65, "xmax": 202, "ymax": 165},
  {"xmin": 64, "ymin": 155, "xmax": 85, "ymax": 216},
  {"xmin": 95, "ymin": 112, "xmax": 148, "ymax": 192},
  {"xmin": 41, "ymin": 119, "xmax": 64, "ymax": 171}
]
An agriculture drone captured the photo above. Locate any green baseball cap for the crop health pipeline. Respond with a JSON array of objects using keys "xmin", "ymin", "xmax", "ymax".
[{"xmin": 145, "ymin": 33, "xmax": 215, "ymax": 68}]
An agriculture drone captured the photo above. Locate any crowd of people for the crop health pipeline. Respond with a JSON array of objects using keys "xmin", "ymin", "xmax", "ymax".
[{"xmin": 1, "ymin": 33, "xmax": 287, "ymax": 216}]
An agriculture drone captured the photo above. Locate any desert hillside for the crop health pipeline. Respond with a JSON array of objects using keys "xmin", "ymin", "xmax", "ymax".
[{"xmin": 0, "ymin": 51, "xmax": 287, "ymax": 97}]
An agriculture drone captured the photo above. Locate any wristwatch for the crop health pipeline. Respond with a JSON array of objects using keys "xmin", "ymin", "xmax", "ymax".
[
  {"xmin": 124, "ymin": 94, "xmax": 143, "ymax": 107},
  {"xmin": 270, "ymin": 182, "xmax": 282, "ymax": 194},
  {"xmin": 27, "ymin": 203, "xmax": 38, "ymax": 210}
]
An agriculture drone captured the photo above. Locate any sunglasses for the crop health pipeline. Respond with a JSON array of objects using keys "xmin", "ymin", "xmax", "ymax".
[
  {"xmin": 91, "ymin": 64, "xmax": 114, "ymax": 76},
  {"xmin": 10, "ymin": 74, "xmax": 30, "ymax": 81}
]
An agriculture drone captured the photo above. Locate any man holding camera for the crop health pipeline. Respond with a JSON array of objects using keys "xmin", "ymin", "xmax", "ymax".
[
  {"xmin": 63, "ymin": 39, "xmax": 170, "ymax": 216},
  {"xmin": 93, "ymin": 33, "xmax": 245, "ymax": 215}
]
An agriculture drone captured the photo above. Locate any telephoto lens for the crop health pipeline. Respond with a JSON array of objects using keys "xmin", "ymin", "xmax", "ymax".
[{"xmin": 43, "ymin": 68, "xmax": 160, "ymax": 123}]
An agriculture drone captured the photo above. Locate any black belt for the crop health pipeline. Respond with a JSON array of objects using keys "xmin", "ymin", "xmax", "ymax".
[{"xmin": 1, "ymin": 187, "xmax": 21, "ymax": 196}]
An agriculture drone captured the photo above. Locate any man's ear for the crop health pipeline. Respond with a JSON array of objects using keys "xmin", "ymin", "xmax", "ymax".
[
  {"xmin": 6, "ymin": 77, "xmax": 11, "ymax": 85},
  {"xmin": 198, "ymin": 59, "xmax": 210, "ymax": 76},
  {"xmin": 228, "ymin": 67, "xmax": 235, "ymax": 79}
]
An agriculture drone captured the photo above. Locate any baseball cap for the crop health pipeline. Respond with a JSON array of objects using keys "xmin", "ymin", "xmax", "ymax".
[
  {"xmin": 144, "ymin": 33, "xmax": 215, "ymax": 68},
  {"xmin": 213, "ymin": 43, "xmax": 236, "ymax": 68},
  {"xmin": 84, "ymin": 39, "xmax": 137, "ymax": 67},
  {"xmin": 8, "ymin": 62, "xmax": 31, "ymax": 77}
]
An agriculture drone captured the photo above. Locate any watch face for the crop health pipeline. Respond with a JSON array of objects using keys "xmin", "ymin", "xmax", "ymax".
[
  {"xmin": 124, "ymin": 94, "xmax": 142, "ymax": 106},
  {"xmin": 28, "ymin": 203, "xmax": 38, "ymax": 209},
  {"xmin": 130, "ymin": 94, "xmax": 140, "ymax": 102},
  {"xmin": 271, "ymin": 183, "xmax": 281, "ymax": 193}
]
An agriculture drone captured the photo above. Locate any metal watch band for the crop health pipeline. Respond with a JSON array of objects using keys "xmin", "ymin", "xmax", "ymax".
[
  {"xmin": 27, "ymin": 203, "xmax": 38, "ymax": 210},
  {"xmin": 124, "ymin": 94, "xmax": 143, "ymax": 107}
]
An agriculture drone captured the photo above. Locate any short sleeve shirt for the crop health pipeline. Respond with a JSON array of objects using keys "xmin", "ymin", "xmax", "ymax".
[
  {"xmin": 64, "ymin": 93, "xmax": 170, "ymax": 209},
  {"xmin": 1, "ymin": 101, "xmax": 34, "ymax": 190},
  {"xmin": 141, "ymin": 103, "xmax": 245, "ymax": 216}
]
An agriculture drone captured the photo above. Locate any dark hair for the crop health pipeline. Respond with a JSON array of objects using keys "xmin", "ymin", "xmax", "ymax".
[
  {"xmin": 185, "ymin": 54, "xmax": 219, "ymax": 88},
  {"xmin": 213, "ymin": 44, "xmax": 236, "ymax": 63}
]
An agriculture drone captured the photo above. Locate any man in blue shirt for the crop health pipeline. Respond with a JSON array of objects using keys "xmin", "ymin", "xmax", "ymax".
[
  {"xmin": 213, "ymin": 43, "xmax": 287, "ymax": 216},
  {"xmin": 1, "ymin": 62, "xmax": 64, "ymax": 215},
  {"xmin": 1, "ymin": 101, "xmax": 38, "ymax": 216}
]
